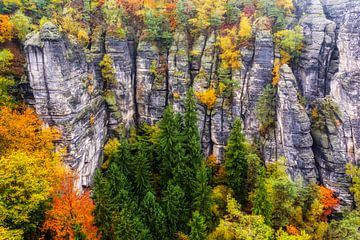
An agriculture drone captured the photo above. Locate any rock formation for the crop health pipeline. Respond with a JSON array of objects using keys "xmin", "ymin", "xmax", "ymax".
[{"xmin": 24, "ymin": 1, "xmax": 360, "ymax": 206}]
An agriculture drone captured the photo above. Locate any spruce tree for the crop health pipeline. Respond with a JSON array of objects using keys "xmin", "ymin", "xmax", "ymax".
[
  {"xmin": 141, "ymin": 191, "xmax": 167, "ymax": 239},
  {"xmin": 131, "ymin": 141, "xmax": 154, "ymax": 198},
  {"xmin": 184, "ymin": 87, "xmax": 203, "ymax": 170},
  {"xmin": 161, "ymin": 183, "xmax": 187, "ymax": 237},
  {"xmin": 192, "ymin": 166, "xmax": 212, "ymax": 222},
  {"xmin": 224, "ymin": 118, "xmax": 248, "ymax": 206},
  {"xmin": 188, "ymin": 211, "xmax": 207, "ymax": 240},
  {"xmin": 158, "ymin": 106, "xmax": 185, "ymax": 187}
]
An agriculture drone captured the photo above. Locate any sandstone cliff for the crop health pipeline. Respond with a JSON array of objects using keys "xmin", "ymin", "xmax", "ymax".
[{"xmin": 24, "ymin": 0, "xmax": 360, "ymax": 205}]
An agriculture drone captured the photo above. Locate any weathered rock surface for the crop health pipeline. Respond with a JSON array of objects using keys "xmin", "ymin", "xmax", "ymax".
[
  {"xmin": 25, "ymin": 23, "xmax": 107, "ymax": 189},
  {"xmin": 277, "ymin": 65, "xmax": 316, "ymax": 181}
]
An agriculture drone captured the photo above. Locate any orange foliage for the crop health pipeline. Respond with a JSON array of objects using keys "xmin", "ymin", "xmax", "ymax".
[
  {"xmin": 0, "ymin": 15, "xmax": 13, "ymax": 43},
  {"xmin": 319, "ymin": 185, "xmax": 339, "ymax": 221},
  {"xmin": 195, "ymin": 88, "xmax": 217, "ymax": 109},
  {"xmin": 117, "ymin": 0, "xmax": 145, "ymax": 18},
  {"xmin": 206, "ymin": 154, "xmax": 218, "ymax": 168},
  {"xmin": 42, "ymin": 172, "xmax": 101, "ymax": 240},
  {"xmin": 286, "ymin": 224, "xmax": 300, "ymax": 236},
  {"xmin": 164, "ymin": 2, "xmax": 178, "ymax": 29},
  {"xmin": 0, "ymin": 106, "xmax": 60, "ymax": 159}
]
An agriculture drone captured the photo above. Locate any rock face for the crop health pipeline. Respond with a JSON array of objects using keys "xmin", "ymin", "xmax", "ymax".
[
  {"xmin": 25, "ymin": 23, "xmax": 107, "ymax": 189},
  {"xmin": 24, "ymin": 1, "xmax": 360, "ymax": 206}
]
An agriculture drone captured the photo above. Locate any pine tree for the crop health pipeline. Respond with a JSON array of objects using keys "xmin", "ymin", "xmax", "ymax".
[
  {"xmin": 188, "ymin": 211, "xmax": 207, "ymax": 240},
  {"xmin": 251, "ymin": 166, "xmax": 272, "ymax": 225},
  {"xmin": 224, "ymin": 118, "xmax": 248, "ymax": 206}
]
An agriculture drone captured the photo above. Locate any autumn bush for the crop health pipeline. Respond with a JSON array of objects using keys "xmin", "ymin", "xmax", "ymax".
[
  {"xmin": 0, "ymin": 14, "xmax": 13, "ymax": 43},
  {"xmin": 42, "ymin": 172, "xmax": 101, "ymax": 240},
  {"xmin": 195, "ymin": 87, "xmax": 217, "ymax": 110}
]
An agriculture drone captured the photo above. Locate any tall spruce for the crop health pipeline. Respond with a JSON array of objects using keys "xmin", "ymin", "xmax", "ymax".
[
  {"xmin": 224, "ymin": 118, "xmax": 248, "ymax": 206},
  {"xmin": 131, "ymin": 141, "xmax": 154, "ymax": 199},
  {"xmin": 184, "ymin": 87, "xmax": 203, "ymax": 170},
  {"xmin": 157, "ymin": 106, "xmax": 185, "ymax": 188},
  {"xmin": 192, "ymin": 165, "xmax": 212, "ymax": 223}
]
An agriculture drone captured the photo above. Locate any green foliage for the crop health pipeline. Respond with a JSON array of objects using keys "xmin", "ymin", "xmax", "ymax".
[
  {"xmin": 225, "ymin": 118, "xmax": 248, "ymax": 206},
  {"xmin": 276, "ymin": 228, "xmax": 311, "ymax": 240},
  {"xmin": 10, "ymin": 10, "xmax": 32, "ymax": 41},
  {"xmin": 0, "ymin": 48, "xmax": 14, "ymax": 75},
  {"xmin": 144, "ymin": 9, "xmax": 173, "ymax": 49},
  {"xmin": 255, "ymin": 84, "xmax": 277, "ymax": 135},
  {"xmin": 99, "ymin": 54, "xmax": 116, "ymax": 88},
  {"xmin": 189, "ymin": 211, "xmax": 207, "ymax": 240},
  {"xmin": 251, "ymin": 166, "xmax": 273, "ymax": 225},
  {"xmin": 162, "ymin": 182, "xmax": 188, "ymax": 237},
  {"xmin": 311, "ymin": 96, "xmax": 341, "ymax": 131},
  {"xmin": 141, "ymin": 192, "xmax": 166, "ymax": 239},
  {"xmin": 0, "ymin": 152, "xmax": 54, "ymax": 238},
  {"xmin": 257, "ymin": 0, "xmax": 293, "ymax": 31},
  {"xmin": 208, "ymin": 195, "xmax": 274, "ymax": 239},
  {"xmin": 102, "ymin": 0, "xmax": 125, "ymax": 38},
  {"xmin": 346, "ymin": 164, "xmax": 360, "ymax": 207},
  {"xmin": 274, "ymin": 26, "xmax": 304, "ymax": 61},
  {"xmin": 192, "ymin": 166, "xmax": 212, "ymax": 222},
  {"xmin": 326, "ymin": 211, "xmax": 360, "ymax": 239}
]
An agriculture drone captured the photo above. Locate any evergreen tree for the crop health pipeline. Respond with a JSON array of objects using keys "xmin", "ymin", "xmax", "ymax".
[
  {"xmin": 189, "ymin": 211, "xmax": 207, "ymax": 240},
  {"xmin": 184, "ymin": 87, "xmax": 203, "ymax": 170},
  {"xmin": 131, "ymin": 141, "xmax": 154, "ymax": 198},
  {"xmin": 192, "ymin": 166, "xmax": 212, "ymax": 222},
  {"xmin": 141, "ymin": 191, "xmax": 167, "ymax": 239},
  {"xmin": 251, "ymin": 166, "xmax": 273, "ymax": 225},
  {"xmin": 158, "ymin": 106, "xmax": 185, "ymax": 187},
  {"xmin": 224, "ymin": 118, "xmax": 248, "ymax": 206},
  {"xmin": 161, "ymin": 183, "xmax": 188, "ymax": 237}
]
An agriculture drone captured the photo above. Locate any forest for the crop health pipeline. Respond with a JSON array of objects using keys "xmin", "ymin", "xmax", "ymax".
[{"xmin": 1, "ymin": 0, "xmax": 360, "ymax": 239}]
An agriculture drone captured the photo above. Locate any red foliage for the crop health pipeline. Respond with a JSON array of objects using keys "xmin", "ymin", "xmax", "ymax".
[
  {"xmin": 42, "ymin": 172, "xmax": 101, "ymax": 240},
  {"xmin": 243, "ymin": 4, "xmax": 256, "ymax": 17},
  {"xmin": 319, "ymin": 185, "xmax": 339, "ymax": 221}
]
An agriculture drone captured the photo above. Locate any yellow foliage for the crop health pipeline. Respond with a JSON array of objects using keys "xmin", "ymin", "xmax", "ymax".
[
  {"xmin": 218, "ymin": 27, "xmax": 242, "ymax": 70},
  {"xmin": 77, "ymin": 29, "xmax": 89, "ymax": 46},
  {"xmin": 272, "ymin": 58, "xmax": 281, "ymax": 86},
  {"xmin": 276, "ymin": 0, "xmax": 294, "ymax": 13},
  {"xmin": 195, "ymin": 87, "xmax": 217, "ymax": 109},
  {"xmin": 89, "ymin": 115, "xmax": 95, "ymax": 126},
  {"xmin": 280, "ymin": 50, "xmax": 291, "ymax": 64},
  {"xmin": 239, "ymin": 16, "xmax": 252, "ymax": 39},
  {"xmin": 189, "ymin": 0, "xmax": 226, "ymax": 33},
  {"xmin": 104, "ymin": 138, "xmax": 120, "ymax": 158},
  {"xmin": 173, "ymin": 91, "xmax": 181, "ymax": 100}
]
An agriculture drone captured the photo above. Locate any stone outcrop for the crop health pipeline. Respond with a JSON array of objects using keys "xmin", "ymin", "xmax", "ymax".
[
  {"xmin": 277, "ymin": 65, "xmax": 316, "ymax": 182},
  {"xmin": 25, "ymin": 23, "xmax": 107, "ymax": 189},
  {"xmin": 23, "ymin": 1, "xmax": 360, "ymax": 206}
]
